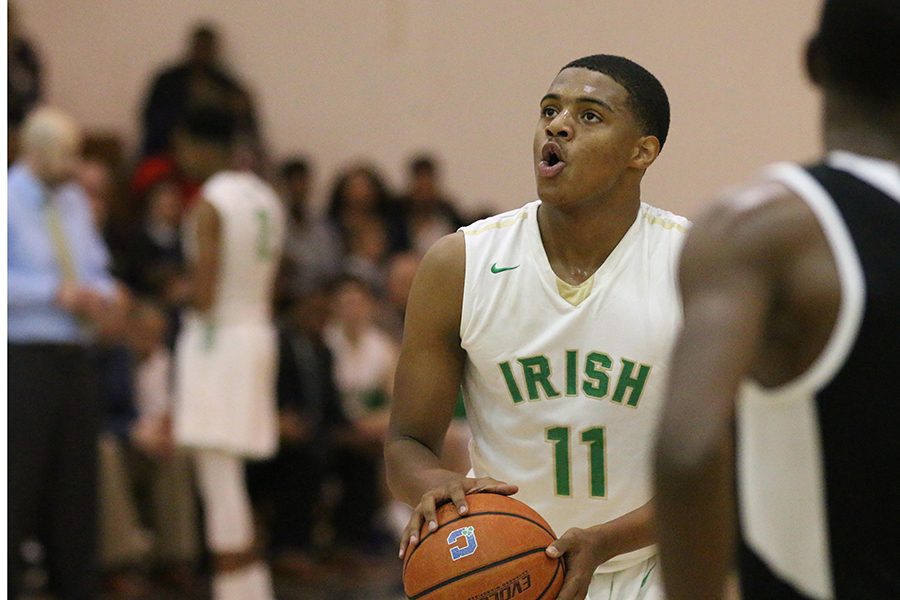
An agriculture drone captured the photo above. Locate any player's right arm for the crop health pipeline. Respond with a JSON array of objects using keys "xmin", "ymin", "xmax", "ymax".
[
  {"xmin": 188, "ymin": 199, "xmax": 221, "ymax": 314},
  {"xmin": 385, "ymin": 232, "xmax": 517, "ymax": 559}
]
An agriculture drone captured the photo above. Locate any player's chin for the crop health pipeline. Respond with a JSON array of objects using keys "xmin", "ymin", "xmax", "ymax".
[{"xmin": 536, "ymin": 181, "xmax": 577, "ymax": 206}]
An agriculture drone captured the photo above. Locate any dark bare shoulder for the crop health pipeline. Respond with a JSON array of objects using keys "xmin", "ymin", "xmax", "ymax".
[
  {"xmin": 406, "ymin": 232, "xmax": 466, "ymax": 342},
  {"xmin": 419, "ymin": 231, "xmax": 465, "ymax": 276},
  {"xmin": 684, "ymin": 181, "xmax": 840, "ymax": 385},
  {"xmin": 681, "ymin": 182, "xmax": 825, "ymax": 290}
]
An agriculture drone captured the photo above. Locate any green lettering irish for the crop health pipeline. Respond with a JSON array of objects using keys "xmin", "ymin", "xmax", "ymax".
[
  {"xmin": 612, "ymin": 360, "xmax": 652, "ymax": 407},
  {"xmin": 518, "ymin": 355, "xmax": 560, "ymax": 400},
  {"xmin": 566, "ymin": 350, "xmax": 578, "ymax": 395},
  {"xmin": 499, "ymin": 361, "xmax": 524, "ymax": 404},
  {"xmin": 582, "ymin": 352, "xmax": 612, "ymax": 399}
]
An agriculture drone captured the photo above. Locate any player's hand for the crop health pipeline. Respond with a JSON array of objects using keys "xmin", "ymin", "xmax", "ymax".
[
  {"xmin": 131, "ymin": 416, "xmax": 174, "ymax": 460},
  {"xmin": 546, "ymin": 526, "xmax": 611, "ymax": 600},
  {"xmin": 399, "ymin": 476, "xmax": 518, "ymax": 559}
]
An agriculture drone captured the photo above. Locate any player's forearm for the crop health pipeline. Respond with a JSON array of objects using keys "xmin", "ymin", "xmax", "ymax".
[
  {"xmin": 586, "ymin": 499, "xmax": 657, "ymax": 563},
  {"xmin": 385, "ymin": 434, "xmax": 459, "ymax": 507},
  {"xmin": 655, "ymin": 430, "xmax": 734, "ymax": 600}
]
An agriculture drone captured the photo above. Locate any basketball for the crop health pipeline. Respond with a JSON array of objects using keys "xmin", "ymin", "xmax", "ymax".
[{"xmin": 402, "ymin": 493, "xmax": 564, "ymax": 600}]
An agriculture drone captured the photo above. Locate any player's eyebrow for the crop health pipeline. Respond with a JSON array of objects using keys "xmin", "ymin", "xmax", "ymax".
[{"xmin": 540, "ymin": 93, "xmax": 614, "ymax": 113}]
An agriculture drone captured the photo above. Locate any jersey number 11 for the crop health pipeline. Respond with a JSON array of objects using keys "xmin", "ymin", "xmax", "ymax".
[{"xmin": 545, "ymin": 426, "xmax": 606, "ymax": 497}]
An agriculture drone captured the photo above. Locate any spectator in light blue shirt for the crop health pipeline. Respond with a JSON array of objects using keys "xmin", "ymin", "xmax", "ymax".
[{"xmin": 8, "ymin": 107, "xmax": 127, "ymax": 600}]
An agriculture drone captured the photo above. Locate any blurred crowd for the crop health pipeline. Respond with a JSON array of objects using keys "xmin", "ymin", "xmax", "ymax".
[{"xmin": 9, "ymin": 14, "xmax": 480, "ymax": 599}]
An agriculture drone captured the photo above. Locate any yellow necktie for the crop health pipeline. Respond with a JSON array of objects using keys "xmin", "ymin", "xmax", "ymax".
[{"xmin": 44, "ymin": 194, "xmax": 78, "ymax": 282}]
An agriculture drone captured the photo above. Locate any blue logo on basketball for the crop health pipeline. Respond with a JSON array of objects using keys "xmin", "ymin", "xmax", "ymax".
[{"xmin": 447, "ymin": 525, "xmax": 478, "ymax": 561}]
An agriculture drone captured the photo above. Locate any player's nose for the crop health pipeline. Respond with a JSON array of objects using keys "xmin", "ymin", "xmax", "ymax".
[{"xmin": 545, "ymin": 110, "xmax": 572, "ymax": 139}]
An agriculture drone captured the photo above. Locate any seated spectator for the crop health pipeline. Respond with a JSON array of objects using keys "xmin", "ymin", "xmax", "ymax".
[
  {"xmin": 248, "ymin": 287, "xmax": 348, "ymax": 578},
  {"xmin": 326, "ymin": 164, "xmax": 406, "ymax": 252},
  {"xmin": 377, "ymin": 251, "xmax": 421, "ymax": 342},
  {"xmin": 96, "ymin": 300, "xmax": 200, "ymax": 596},
  {"xmin": 325, "ymin": 276, "xmax": 398, "ymax": 426},
  {"xmin": 126, "ymin": 172, "xmax": 189, "ymax": 303},
  {"xmin": 396, "ymin": 154, "xmax": 465, "ymax": 254},
  {"xmin": 342, "ymin": 217, "xmax": 390, "ymax": 296},
  {"xmin": 276, "ymin": 157, "xmax": 342, "ymax": 307},
  {"xmin": 78, "ymin": 157, "xmax": 135, "ymax": 279},
  {"xmin": 323, "ymin": 276, "xmax": 400, "ymax": 554}
]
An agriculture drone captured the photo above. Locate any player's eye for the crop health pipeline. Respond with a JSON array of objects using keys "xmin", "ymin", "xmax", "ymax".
[
  {"xmin": 582, "ymin": 111, "xmax": 601, "ymax": 123},
  {"xmin": 541, "ymin": 106, "xmax": 558, "ymax": 119}
]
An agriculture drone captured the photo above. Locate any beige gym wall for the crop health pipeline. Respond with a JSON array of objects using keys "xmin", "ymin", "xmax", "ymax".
[{"xmin": 20, "ymin": 0, "xmax": 822, "ymax": 218}]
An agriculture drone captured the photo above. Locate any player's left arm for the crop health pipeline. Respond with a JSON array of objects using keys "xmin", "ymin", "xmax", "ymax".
[
  {"xmin": 189, "ymin": 199, "xmax": 221, "ymax": 314},
  {"xmin": 654, "ymin": 190, "xmax": 789, "ymax": 600}
]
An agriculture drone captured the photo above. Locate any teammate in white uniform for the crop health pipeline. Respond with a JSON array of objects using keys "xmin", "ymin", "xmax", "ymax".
[
  {"xmin": 172, "ymin": 107, "xmax": 285, "ymax": 600},
  {"xmin": 655, "ymin": 1, "xmax": 900, "ymax": 599},
  {"xmin": 387, "ymin": 55, "xmax": 685, "ymax": 600}
]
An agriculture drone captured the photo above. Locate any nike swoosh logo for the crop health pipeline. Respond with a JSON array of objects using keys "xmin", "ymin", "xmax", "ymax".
[{"xmin": 490, "ymin": 262, "xmax": 519, "ymax": 274}]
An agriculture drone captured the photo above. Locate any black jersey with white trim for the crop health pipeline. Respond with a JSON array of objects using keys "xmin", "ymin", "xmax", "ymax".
[{"xmin": 739, "ymin": 158, "xmax": 900, "ymax": 599}]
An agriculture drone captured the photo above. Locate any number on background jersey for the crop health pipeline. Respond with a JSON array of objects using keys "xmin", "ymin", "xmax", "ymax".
[
  {"xmin": 254, "ymin": 208, "xmax": 271, "ymax": 260},
  {"xmin": 545, "ymin": 426, "xmax": 606, "ymax": 497}
]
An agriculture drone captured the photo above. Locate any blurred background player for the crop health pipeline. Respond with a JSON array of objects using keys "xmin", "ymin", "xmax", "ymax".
[
  {"xmin": 8, "ymin": 107, "xmax": 128, "ymax": 599},
  {"xmin": 387, "ymin": 55, "xmax": 685, "ymax": 600},
  {"xmin": 172, "ymin": 106, "xmax": 286, "ymax": 600},
  {"xmin": 655, "ymin": 1, "xmax": 900, "ymax": 598}
]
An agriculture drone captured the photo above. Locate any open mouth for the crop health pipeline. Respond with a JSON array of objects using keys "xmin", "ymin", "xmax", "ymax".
[
  {"xmin": 539, "ymin": 143, "xmax": 566, "ymax": 177},
  {"xmin": 546, "ymin": 148, "xmax": 561, "ymax": 166}
]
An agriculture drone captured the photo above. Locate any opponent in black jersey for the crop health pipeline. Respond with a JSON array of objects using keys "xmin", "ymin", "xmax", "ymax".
[{"xmin": 655, "ymin": 1, "xmax": 900, "ymax": 598}]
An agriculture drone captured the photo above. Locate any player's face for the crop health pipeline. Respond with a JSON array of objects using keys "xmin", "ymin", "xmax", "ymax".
[{"xmin": 533, "ymin": 68, "xmax": 646, "ymax": 207}]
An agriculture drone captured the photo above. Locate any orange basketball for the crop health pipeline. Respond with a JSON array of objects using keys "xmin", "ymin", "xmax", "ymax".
[{"xmin": 402, "ymin": 493, "xmax": 564, "ymax": 600}]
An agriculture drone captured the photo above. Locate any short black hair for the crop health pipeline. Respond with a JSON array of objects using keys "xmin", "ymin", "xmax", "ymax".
[
  {"xmin": 810, "ymin": 0, "xmax": 900, "ymax": 104},
  {"xmin": 280, "ymin": 157, "xmax": 310, "ymax": 180},
  {"xmin": 180, "ymin": 105, "xmax": 236, "ymax": 146},
  {"xmin": 410, "ymin": 154, "xmax": 437, "ymax": 176},
  {"xmin": 191, "ymin": 23, "xmax": 218, "ymax": 43},
  {"xmin": 561, "ymin": 54, "xmax": 670, "ymax": 150}
]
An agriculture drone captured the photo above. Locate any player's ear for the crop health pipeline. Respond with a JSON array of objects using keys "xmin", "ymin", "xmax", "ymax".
[
  {"xmin": 630, "ymin": 135, "xmax": 660, "ymax": 170},
  {"xmin": 805, "ymin": 35, "xmax": 826, "ymax": 88}
]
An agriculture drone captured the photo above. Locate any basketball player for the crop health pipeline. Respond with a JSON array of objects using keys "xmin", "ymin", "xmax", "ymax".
[
  {"xmin": 172, "ymin": 107, "xmax": 285, "ymax": 600},
  {"xmin": 654, "ymin": 1, "xmax": 899, "ymax": 598},
  {"xmin": 387, "ymin": 55, "xmax": 686, "ymax": 599}
]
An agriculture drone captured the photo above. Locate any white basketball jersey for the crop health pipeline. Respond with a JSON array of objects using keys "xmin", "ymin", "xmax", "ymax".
[
  {"xmin": 175, "ymin": 171, "xmax": 286, "ymax": 457},
  {"xmin": 459, "ymin": 200, "xmax": 688, "ymax": 573},
  {"xmin": 186, "ymin": 171, "xmax": 286, "ymax": 325}
]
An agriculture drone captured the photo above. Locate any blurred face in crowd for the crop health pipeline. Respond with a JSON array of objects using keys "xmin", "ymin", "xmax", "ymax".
[
  {"xmin": 78, "ymin": 159, "xmax": 114, "ymax": 228},
  {"xmin": 147, "ymin": 180, "xmax": 183, "ymax": 227},
  {"xmin": 348, "ymin": 220, "xmax": 389, "ymax": 262},
  {"xmin": 288, "ymin": 173, "xmax": 309, "ymax": 203},
  {"xmin": 22, "ymin": 108, "xmax": 83, "ymax": 187},
  {"xmin": 410, "ymin": 167, "xmax": 439, "ymax": 204},
  {"xmin": 334, "ymin": 280, "xmax": 374, "ymax": 330},
  {"xmin": 386, "ymin": 253, "xmax": 420, "ymax": 314},
  {"xmin": 174, "ymin": 132, "xmax": 225, "ymax": 181},
  {"xmin": 343, "ymin": 170, "xmax": 379, "ymax": 211},
  {"xmin": 294, "ymin": 289, "xmax": 332, "ymax": 336}
]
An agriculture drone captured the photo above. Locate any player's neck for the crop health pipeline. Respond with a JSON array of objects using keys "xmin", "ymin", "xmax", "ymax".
[
  {"xmin": 823, "ymin": 96, "xmax": 900, "ymax": 163},
  {"xmin": 537, "ymin": 190, "xmax": 640, "ymax": 286}
]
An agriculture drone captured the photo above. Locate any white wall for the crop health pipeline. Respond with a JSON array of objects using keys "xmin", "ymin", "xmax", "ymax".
[{"xmin": 20, "ymin": 0, "xmax": 822, "ymax": 218}]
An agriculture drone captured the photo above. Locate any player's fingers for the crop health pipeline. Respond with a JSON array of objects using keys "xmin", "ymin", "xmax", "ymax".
[
  {"xmin": 467, "ymin": 477, "xmax": 519, "ymax": 495},
  {"xmin": 448, "ymin": 483, "xmax": 469, "ymax": 515},
  {"xmin": 553, "ymin": 571, "xmax": 583, "ymax": 600},
  {"xmin": 421, "ymin": 493, "xmax": 439, "ymax": 532},
  {"xmin": 546, "ymin": 528, "xmax": 577, "ymax": 558},
  {"xmin": 399, "ymin": 509, "xmax": 424, "ymax": 559}
]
